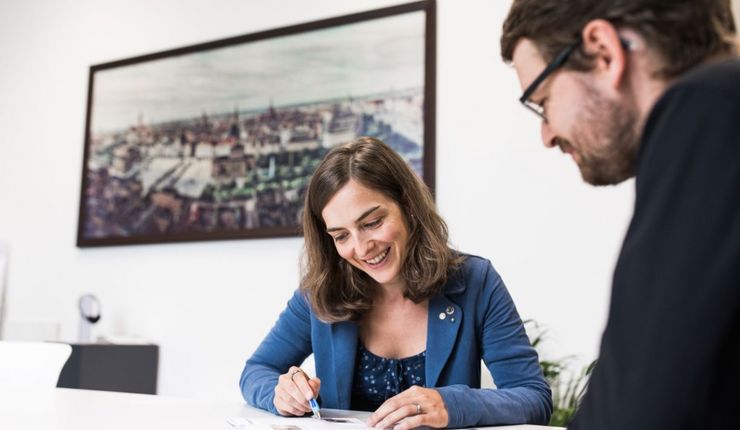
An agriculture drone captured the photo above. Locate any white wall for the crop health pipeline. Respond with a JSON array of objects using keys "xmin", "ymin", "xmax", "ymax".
[{"xmin": 0, "ymin": 0, "xmax": 637, "ymax": 401}]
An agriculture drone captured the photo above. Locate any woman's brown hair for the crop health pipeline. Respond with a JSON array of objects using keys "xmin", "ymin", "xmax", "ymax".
[{"xmin": 301, "ymin": 137, "xmax": 461, "ymax": 323}]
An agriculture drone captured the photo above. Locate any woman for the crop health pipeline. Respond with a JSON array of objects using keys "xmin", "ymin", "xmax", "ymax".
[{"xmin": 240, "ymin": 137, "xmax": 552, "ymax": 428}]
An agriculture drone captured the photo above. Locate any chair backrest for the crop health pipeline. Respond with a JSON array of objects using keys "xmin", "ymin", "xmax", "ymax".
[{"xmin": 0, "ymin": 341, "xmax": 72, "ymax": 387}]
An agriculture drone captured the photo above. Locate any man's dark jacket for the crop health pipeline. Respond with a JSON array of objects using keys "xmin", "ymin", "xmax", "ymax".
[{"xmin": 572, "ymin": 59, "xmax": 740, "ymax": 429}]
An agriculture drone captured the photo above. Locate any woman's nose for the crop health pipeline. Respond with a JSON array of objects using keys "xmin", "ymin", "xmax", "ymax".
[{"xmin": 354, "ymin": 235, "xmax": 374, "ymax": 258}]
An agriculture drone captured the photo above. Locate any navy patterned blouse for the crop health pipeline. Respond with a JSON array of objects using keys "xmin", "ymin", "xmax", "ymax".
[{"xmin": 350, "ymin": 343, "xmax": 427, "ymax": 411}]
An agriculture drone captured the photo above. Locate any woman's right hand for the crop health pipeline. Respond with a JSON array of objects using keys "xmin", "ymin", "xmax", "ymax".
[{"xmin": 274, "ymin": 366, "xmax": 321, "ymax": 416}]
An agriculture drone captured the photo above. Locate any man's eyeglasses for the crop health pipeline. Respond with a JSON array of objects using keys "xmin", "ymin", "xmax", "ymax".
[
  {"xmin": 519, "ymin": 39, "xmax": 582, "ymax": 122},
  {"xmin": 519, "ymin": 37, "xmax": 632, "ymax": 122}
]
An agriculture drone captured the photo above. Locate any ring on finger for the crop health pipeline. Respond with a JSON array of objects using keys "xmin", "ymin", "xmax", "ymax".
[{"xmin": 415, "ymin": 403, "xmax": 422, "ymax": 416}]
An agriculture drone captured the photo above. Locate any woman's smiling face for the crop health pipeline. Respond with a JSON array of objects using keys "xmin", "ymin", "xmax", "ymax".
[{"xmin": 321, "ymin": 179, "xmax": 410, "ymax": 290}]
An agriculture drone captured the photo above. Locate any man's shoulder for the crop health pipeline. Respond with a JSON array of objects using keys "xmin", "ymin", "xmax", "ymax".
[
  {"xmin": 642, "ymin": 57, "xmax": 740, "ymax": 150},
  {"xmin": 674, "ymin": 57, "xmax": 740, "ymax": 98},
  {"xmin": 637, "ymin": 57, "xmax": 740, "ymax": 187}
]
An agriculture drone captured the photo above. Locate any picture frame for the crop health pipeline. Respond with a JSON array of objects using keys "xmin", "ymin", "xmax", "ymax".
[{"xmin": 77, "ymin": 0, "xmax": 436, "ymax": 247}]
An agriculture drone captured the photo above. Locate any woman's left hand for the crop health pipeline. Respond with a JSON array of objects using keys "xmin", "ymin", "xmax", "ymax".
[{"xmin": 367, "ymin": 385, "xmax": 449, "ymax": 430}]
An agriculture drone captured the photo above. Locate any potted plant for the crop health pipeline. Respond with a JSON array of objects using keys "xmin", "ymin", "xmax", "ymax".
[{"xmin": 525, "ymin": 320, "xmax": 597, "ymax": 427}]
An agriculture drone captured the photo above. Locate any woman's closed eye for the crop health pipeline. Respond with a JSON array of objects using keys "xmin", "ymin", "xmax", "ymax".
[
  {"xmin": 332, "ymin": 232, "xmax": 348, "ymax": 243},
  {"xmin": 329, "ymin": 218, "xmax": 383, "ymax": 243},
  {"xmin": 363, "ymin": 218, "xmax": 383, "ymax": 229}
]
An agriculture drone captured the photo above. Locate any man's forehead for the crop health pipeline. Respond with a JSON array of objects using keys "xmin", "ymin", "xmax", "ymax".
[{"xmin": 511, "ymin": 38, "xmax": 548, "ymax": 91}]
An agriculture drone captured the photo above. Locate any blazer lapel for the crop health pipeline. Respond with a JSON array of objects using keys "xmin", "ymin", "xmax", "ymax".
[
  {"xmin": 331, "ymin": 321, "xmax": 358, "ymax": 409},
  {"xmin": 426, "ymin": 294, "xmax": 462, "ymax": 387}
]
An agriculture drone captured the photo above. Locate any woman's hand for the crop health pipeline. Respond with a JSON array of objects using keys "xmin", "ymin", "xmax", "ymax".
[
  {"xmin": 367, "ymin": 385, "xmax": 449, "ymax": 430},
  {"xmin": 273, "ymin": 366, "xmax": 321, "ymax": 416}
]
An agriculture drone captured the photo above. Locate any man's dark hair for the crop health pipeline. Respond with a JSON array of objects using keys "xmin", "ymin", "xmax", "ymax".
[{"xmin": 501, "ymin": 0, "xmax": 738, "ymax": 78}]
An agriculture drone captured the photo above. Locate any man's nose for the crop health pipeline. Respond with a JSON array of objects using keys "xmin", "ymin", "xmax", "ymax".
[{"xmin": 541, "ymin": 121, "xmax": 558, "ymax": 148}]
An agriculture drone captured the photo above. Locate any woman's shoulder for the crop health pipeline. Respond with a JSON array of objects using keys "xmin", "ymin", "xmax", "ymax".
[
  {"xmin": 287, "ymin": 288, "xmax": 314, "ymax": 318},
  {"xmin": 452, "ymin": 252, "xmax": 498, "ymax": 275},
  {"xmin": 445, "ymin": 252, "xmax": 501, "ymax": 293}
]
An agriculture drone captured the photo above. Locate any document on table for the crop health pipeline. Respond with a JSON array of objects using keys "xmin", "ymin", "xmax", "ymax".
[{"xmin": 226, "ymin": 416, "xmax": 369, "ymax": 430}]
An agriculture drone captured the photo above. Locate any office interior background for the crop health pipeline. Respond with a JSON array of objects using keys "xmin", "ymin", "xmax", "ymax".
[{"xmin": 1, "ymin": 0, "xmax": 739, "ymax": 401}]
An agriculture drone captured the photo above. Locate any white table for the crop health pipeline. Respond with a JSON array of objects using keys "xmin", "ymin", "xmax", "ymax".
[{"xmin": 0, "ymin": 388, "xmax": 563, "ymax": 430}]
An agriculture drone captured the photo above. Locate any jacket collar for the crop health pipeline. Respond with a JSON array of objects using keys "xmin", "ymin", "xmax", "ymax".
[
  {"xmin": 330, "ymin": 321, "xmax": 358, "ymax": 409},
  {"xmin": 442, "ymin": 262, "xmax": 467, "ymax": 295},
  {"xmin": 425, "ymin": 267, "xmax": 466, "ymax": 386}
]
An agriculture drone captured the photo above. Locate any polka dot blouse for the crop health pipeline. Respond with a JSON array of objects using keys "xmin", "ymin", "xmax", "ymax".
[{"xmin": 350, "ymin": 343, "xmax": 427, "ymax": 411}]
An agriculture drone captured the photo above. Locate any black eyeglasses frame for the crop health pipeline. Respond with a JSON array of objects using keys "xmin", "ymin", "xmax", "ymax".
[
  {"xmin": 518, "ymin": 38, "xmax": 582, "ymax": 122},
  {"xmin": 518, "ymin": 37, "xmax": 633, "ymax": 122}
]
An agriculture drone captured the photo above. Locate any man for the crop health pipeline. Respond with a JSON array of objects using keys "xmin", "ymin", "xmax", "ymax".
[{"xmin": 500, "ymin": 1, "xmax": 740, "ymax": 429}]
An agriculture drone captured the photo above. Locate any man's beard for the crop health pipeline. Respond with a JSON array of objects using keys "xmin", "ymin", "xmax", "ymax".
[{"xmin": 558, "ymin": 85, "xmax": 642, "ymax": 186}]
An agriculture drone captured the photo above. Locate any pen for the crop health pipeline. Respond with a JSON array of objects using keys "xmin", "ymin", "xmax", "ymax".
[{"xmin": 309, "ymin": 397, "xmax": 322, "ymax": 419}]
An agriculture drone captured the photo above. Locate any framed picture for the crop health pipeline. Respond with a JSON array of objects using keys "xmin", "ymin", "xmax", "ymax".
[{"xmin": 77, "ymin": 0, "xmax": 436, "ymax": 247}]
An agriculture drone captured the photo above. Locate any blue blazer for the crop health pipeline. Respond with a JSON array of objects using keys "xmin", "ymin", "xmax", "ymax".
[{"xmin": 240, "ymin": 255, "xmax": 552, "ymax": 427}]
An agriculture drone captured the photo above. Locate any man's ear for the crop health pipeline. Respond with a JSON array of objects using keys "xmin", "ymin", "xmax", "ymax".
[{"xmin": 581, "ymin": 19, "xmax": 627, "ymax": 90}]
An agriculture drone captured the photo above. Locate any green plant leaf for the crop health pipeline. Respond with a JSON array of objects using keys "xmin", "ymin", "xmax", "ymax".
[{"xmin": 526, "ymin": 319, "xmax": 597, "ymax": 427}]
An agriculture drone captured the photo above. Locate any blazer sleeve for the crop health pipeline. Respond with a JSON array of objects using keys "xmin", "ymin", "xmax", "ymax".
[
  {"xmin": 240, "ymin": 289, "xmax": 313, "ymax": 414},
  {"xmin": 437, "ymin": 260, "xmax": 553, "ymax": 427}
]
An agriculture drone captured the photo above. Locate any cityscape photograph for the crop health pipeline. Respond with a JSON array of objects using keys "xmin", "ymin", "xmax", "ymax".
[{"xmin": 79, "ymin": 10, "xmax": 429, "ymax": 243}]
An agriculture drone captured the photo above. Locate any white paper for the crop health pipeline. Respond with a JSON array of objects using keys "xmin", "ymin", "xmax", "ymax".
[{"xmin": 227, "ymin": 416, "xmax": 368, "ymax": 430}]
